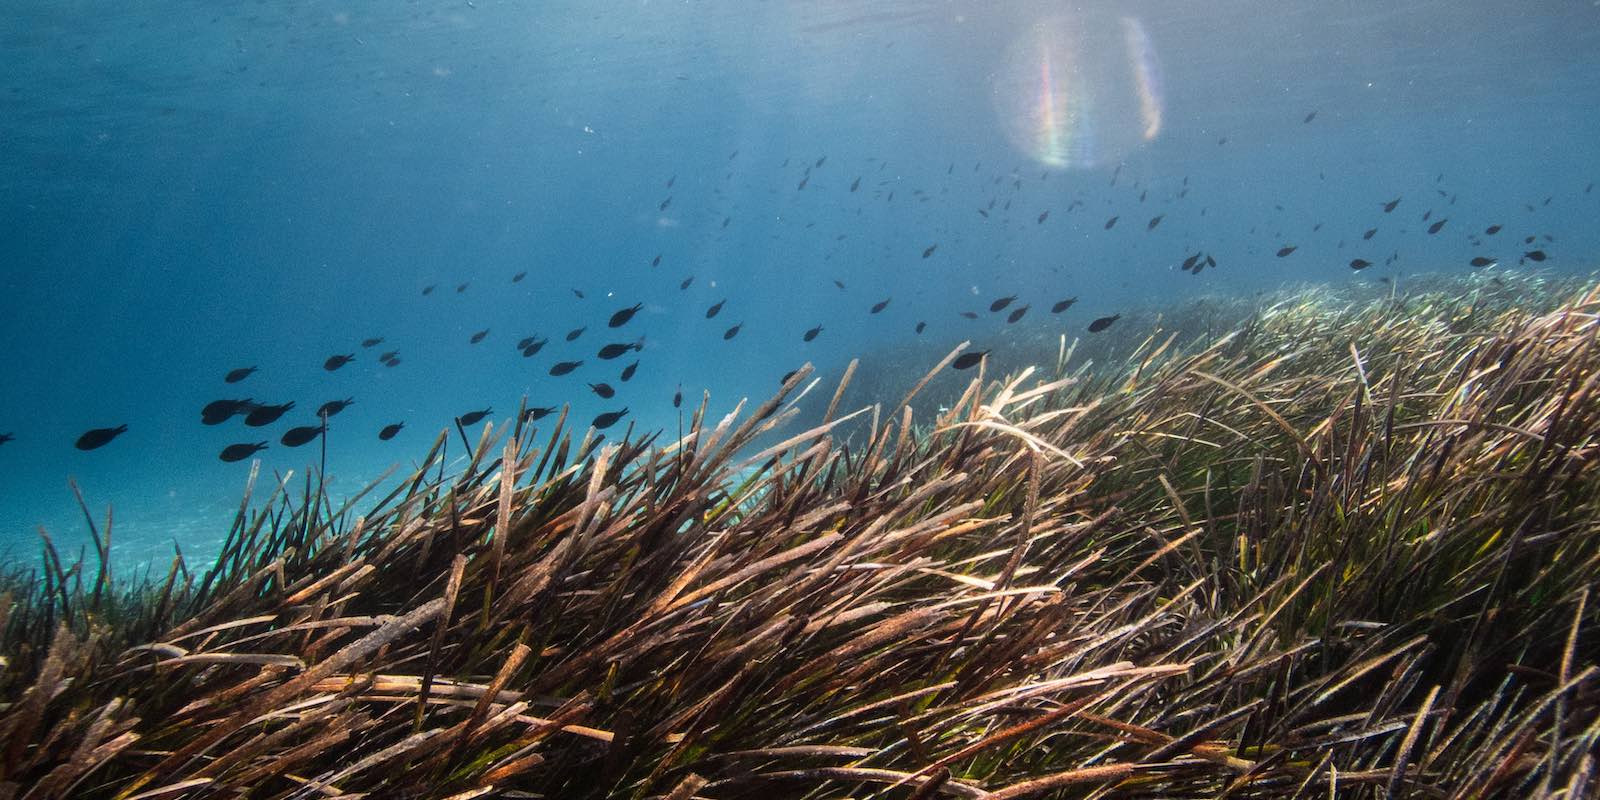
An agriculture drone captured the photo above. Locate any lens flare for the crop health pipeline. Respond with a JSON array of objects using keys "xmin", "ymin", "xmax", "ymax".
[{"xmin": 992, "ymin": 15, "xmax": 1165, "ymax": 169}]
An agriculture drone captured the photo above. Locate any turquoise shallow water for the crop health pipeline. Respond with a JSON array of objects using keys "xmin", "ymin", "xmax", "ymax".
[{"xmin": 2, "ymin": 1, "xmax": 1599, "ymax": 571}]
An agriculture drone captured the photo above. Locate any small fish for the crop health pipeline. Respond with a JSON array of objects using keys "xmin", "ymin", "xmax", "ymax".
[
  {"xmin": 723, "ymin": 322, "xmax": 743, "ymax": 340},
  {"xmin": 457, "ymin": 283, "xmax": 469, "ymax": 293},
  {"xmin": 1051, "ymin": 297, "xmax": 1077, "ymax": 313},
  {"xmin": 566, "ymin": 326, "xmax": 586, "ymax": 342},
  {"xmin": 589, "ymin": 382, "xmax": 617, "ymax": 399},
  {"xmin": 922, "ymin": 244, "xmax": 938, "ymax": 258},
  {"xmin": 0, "ymin": 432, "xmax": 12, "ymax": 446},
  {"xmin": 1303, "ymin": 110, "xmax": 1317, "ymax": 123},
  {"xmin": 378, "ymin": 422, "xmax": 405, "ymax": 440},
  {"xmin": 457, "ymin": 407, "xmax": 493, "ymax": 426},
  {"xmin": 850, "ymin": 176, "xmax": 860, "ymax": 192},
  {"xmin": 1427, "ymin": 219, "xmax": 1447, "ymax": 235},
  {"xmin": 1147, "ymin": 214, "xmax": 1164, "ymax": 231},
  {"xmin": 1276, "ymin": 246, "xmax": 1297, "ymax": 258},
  {"xmin": 522, "ymin": 406, "xmax": 556, "ymax": 422},
  {"xmin": 521, "ymin": 339, "xmax": 547, "ymax": 357},
  {"xmin": 870, "ymin": 298, "xmax": 891, "ymax": 314},
  {"xmin": 219, "ymin": 442, "xmax": 267, "ymax": 463},
  {"xmin": 317, "ymin": 398, "xmax": 353, "ymax": 419},
  {"xmin": 659, "ymin": 196, "xmax": 671, "ymax": 211},
  {"xmin": 361, "ymin": 337, "xmax": 384, "ymax": 348},
  {"xmin": 1037, "ymin": 210, "xmax": 1049, "ymax": 224},
  {"xmin": 323, "ymin": 354, "xmax": 354, "ymax": 371},
  {"xmin": 1523, "ymin": 249, "xmax": 1548, "ymax": 262},
  {"xmin": 952, "ymin": 351, "xmax": 989, "ymax": 370},
  {"xmin": 608, "ymin": 303, "xmax": 643, "ymax": 328},
  {"xmin": 1382, "ymin": 197, "xmax": 1401, "ymax": 213},
  {"xmin": 1104, "ymin": 215, "xmax": 1118, "ymax": 230},
  {"xmin": 201, "ymin": 399, "xmax": 254, "ymax": 425},
  {"xmin": 705, "ymin": 299, "xmax": 725, "ymax": 318},
  {"xmin": 378, "ymin": 350, "xmax": 399, "ymax": 362},
  {"xmin": 223, "ymin": 366, "xmax": 258, "ymax": 384},
  {"xmin": 572, "ymin": 288, "xmax": 586, "ymax": 299},
  {"xmin": 512, "ymin": 271, "xmax": 526, "ymax": 283},
  {"xmin": 421, "ymin": 284, "xmax": 436, "ymax": 295},
  {"xmin": 280, "ymin": 425, "xmax": 323, "ymax": 448},
  {"xmin": 803, "ymin": 325, "xmax": 823, "ymax": 342},
  {"xmin": 470, "ymin": 329, "xmax": 489, "ymax": 344},
  {"xmin": 550, "ymin": 360, "xmax": 583, "ymax": 376},
  {"xmin": 915, "ymin": 321, "xmax": 926, "ymax": 334},
  {"xmin": 1088, "ymin": 314, "xmax": 1121, "ymax": 332},
  {"xmin": 673, "ymin": 387, "xmax": 683, "ymax": 408},
  {"xmin": 833, "ymin": 279, "xmax": 846, "ymax": 290},
  {"xmin": 1363, "ymin": 228, "xmax": 1377, "ymax": 240},
  {"xmin": 1349, "ymin": 258, "xmax": 1372, "ymax": 270},
  {"xmin": 960, "ymin": 311, "xmax": 978, "ymax": 320},
  {"xmin": 680, "ymin": 276, "xmax": 694, "ymax": 290},
  {"xmin": 1485, "ymin": 224, "xmax": 1502, "ymax": 235},
  {"xmin": 382, "ymin": 357, "xmax": 401, "ymax": 367},
  {"xmin": 598, "ymin": 339, "xmax": 643, "ymax": 359},
  {"xmin": 815, "ymin": 155, "xmax": 826, "ymax": 167},
  {"xmin": 75, "ymin": 425, "xmax": 128, "ymax": 451},
  {"xmin": 592, "ymin": 408, "xmax": 629, "ymax": 429},
  {"xmin": 989, "ymin": 295, "xmax": 1017, "ymax": 312},
  {"xmin": 1182, "ymin": 253, "xmax": 1202, "ymax": 270},
  {"xmin": 620, "ymin": 361, "xmax": 638, "ymax": 381},
  {"xmin": 1006, "ymin": 305, "xmax": 1029, "ymax": 324},
  {"xmin": 517, "ymin": 336, "xmax": 537, "ymax": 350},
  {"xmin": 245, "ymin": 402, "xmax": 295, "ymax": 427},
  {"xmin": 797, "ymin": 176, "xmax": 808, "ymax": 190},
  {"xmin": 652, "ymin": 254, "xmax": 662, "ymax": 267},
  {"xmin": 1469, "ymin": 256, "xmax": 1497, "ymax": 268}
]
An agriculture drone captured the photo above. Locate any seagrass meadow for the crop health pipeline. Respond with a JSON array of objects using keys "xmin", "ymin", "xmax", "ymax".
[{"xmin": 2, "ymin": 272, "xmax": 1598, "ymax": 799}]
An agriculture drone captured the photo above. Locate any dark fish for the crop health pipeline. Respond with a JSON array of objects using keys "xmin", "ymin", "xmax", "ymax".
[
  {"xmin": 815, "ymin": 155, "xmax": 826, "ymax": 167},
  {"xmin": 592, "ymin": 408, "xmax": 629, "ymax": 429},
  {"xmin": 378, "ymin": 350, "xmax": 399, "ymax": 362},
  {"xmin": 280, "ymin": 425, "xmax": 322, "ymax": 448},
  {"xmin": 723, "ymin": 322, "xmax": 743, "ymax": 340},
  {"xmin": 565, "ymin": 326, "xmax": 586, "ymax": 342},
  {"xmin": 362, "ymin": 337, "xmax": 384, "ymax": 348},
  {"xmin": 421, "ymin": 284, "xmax": 436, "ymax": 296},
  {"xmin": 951, "ymin": 351, "xmax": 989, "ymax": 370},
  {"xmin": 989, "ymin": 295, "xmax": 1017, "ymax": 312},
  {"xmin": 1276, "ymin": 246, "xmax": 1297, "ymax": 258},
  {"xmin": 512, "ymin": 271, "xmax": 526, "ymax": 283},
  {"xmin": 202, "ymin": 399, "xmax": 254, "ymax": 425},
  {"xmin": 1182, "ymin": 253, "xmax": 1202, "ymax": 271},
  {"xmin": 245, "ymin": 402, "xmax": 295, "ymax": 427},
  {"xmin": 517, "ymin": 336, "xmax": 537, "ymax": 350},
  {"xmin": 673, "ymin": 387, "xmax": 683, "ymax": 408},
  {"xmin": 1051, "ymin": 297, "xmax": 1077, "ymax": 313},
  {"xmin": 572, "ymin": 288, "xmax": 585, "ymax": 299},
  {"xmin": 620, "ymin": 360, "xmax": 638, "ymax": 381},
  {"xmin": 977, "ymin": 209, "xmax": 989, "ymax": 218},
  {"xmin": 1485, "ymin": 224, "xmax": 1502, "ymax": 235},
  {"xmin": 659, "ymin": 196, "xmax": 671, "ymax": 211},
  {"xmin": 915, "ymin": 321, "xmax": 926, "ymax": 334},
  {"xmin": 1427, "ymin": 219, "xmax": 1447, "ymax": 235},
  {"xmin": 803, "ymin": 325, "xmax": 823, "ymax": 342},
  {"xmin": 1382, "ymin": 197, "xmax": 1401, "ymax": 213},
  {"xmin": 589, "ymin": 382, "xmax": 616, "ymax": 399},
  {"xmin": 680, "ymin": 276, "xmax": 694, "ymax": 290},
  {"xmin": 922, "ymin": 244, "xmax": 938, "ymax": 258},
  {"xmin": 457, "ymin": 408, "xmax": 492, "ymax": 426},
  {"xmin": 470, "ymin": 329, "xmax": 489, "ymax": 344},
  {"xmin": 797, "ymin": 176, "xmax": 808, "ymax": 190},
  {"xmin": 598, "ymin": 339, "xmax": 643, "ymax": 359},
  {"xmin": 1037, "ymin": 210, "xmax": 1049, "ymax": 224},
  {"xmin": 608, "ymin": 303, "xmax": 643, "ymax": 328},
  {"xmin": 550, "ymin": 360, "xmax": 583, "ymax": 376},
  {"xmin": 1147, "ymin": 214, "xmax": 1164, "ymax": 231},
  {"xmin": 222, "ymin": 366, "xmax": 257, "ymax": 384},
  {"xmin": 652, "ymin": 254, "xmax": 662, "ymax": 267},
  {"xmin": 1006, "ymin": 305, "xmax": 1029, "ymax": 324},
  {"xmin": 317, "ymin": 398, "xmax": 353, "ymax": 419},
  {"xmin": 378, "ymin": 422, "xmax": 405, "ymax": 440},
  {"xmin": 382, "ymin": 357, "xmax": 401, "ymax": 368},
  {"xmin": 522, "ymin": 406, "xmax": 556, "ymax": 422},
  {"xmin": 705, "ymin": 299, "xmax": 725, "ymax": 318},
  {"xmin": 833, "ymin": 279, "xmax": 846, "ymax": 290},
  {"xmin": 1349, "ymin": 258, "xmax": 1372, "ymax": 270},
  {"xmin": 850, "ymin": 176, "xmax": 860, "ymax": 192},
  {"xmin": 75, "ymin": 425, "xmax": 128, "ymax": 451},
  {"xmin": 219, "ymin": 442, "xmax": 267, "ymax": 463},
  {"xmin": 1363, "ymin": 228, "xmax": 1377, "ymax": 240},
  {"xmin": 1469, "ymin": 256, "xmax": 1497, "ymax": 268},
  {"xmin": 870, "ymin": 298, "xmax": 890, "ymax": 314},
  {"xmin": 1087, "ymin": 314, "xmax": 1121, "ymax": 332},
  {"xmin": 1523, "ymin": 250, "xmax": 1548, "ymax": 262},
  {"xmin": 521, "ymin": 339, "xmax": 547, "ymax": 357},
  {"xmin": 960, "ymin": 311, "xmax": 979, "ymax": 319},
  {"xmin": 0, "ymin": 432, "xmax": 11, "ymax": 446},
  {"xmin": 323, "ymin": 354, "xmax": 354, "ymax": 371},
  {"xmin": 1303, "ymin": 110, "xmax": 1317, "ymax": 123},
  {"xmin": 1104, "ymin": 216, "xmax": 1118, "ymax": 230},
  {"xmin": 457, "ymin": 283, "xmax": 469, "ymax": 293}
]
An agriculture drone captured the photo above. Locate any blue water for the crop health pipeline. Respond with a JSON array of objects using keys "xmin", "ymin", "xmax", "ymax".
[{"xmin": 3, "ymin": 1, "xmax": 1599, "ymax": 569}]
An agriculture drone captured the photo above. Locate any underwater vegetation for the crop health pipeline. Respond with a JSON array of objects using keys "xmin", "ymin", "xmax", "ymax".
[{"xmin": 1, "ymin": 272, "xmax": 1598, "ymax": 798}]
